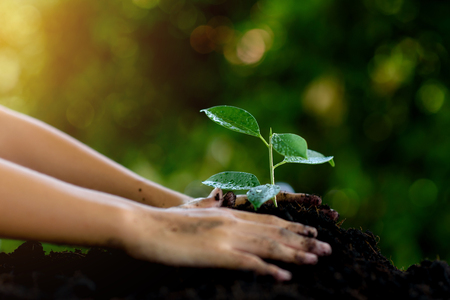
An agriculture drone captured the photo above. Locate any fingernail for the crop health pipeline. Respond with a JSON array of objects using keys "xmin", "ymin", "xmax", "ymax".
[
  {"xmin": 318, "ymin": 242, "xmax": 332, "ymax": 255},
  {"xmin": 276, "ymin": 269, "xmax": 292, "ymax": 281},
  {"xmin": 303, "ymin": 253, "xmax": 318, "ymax": 264}
]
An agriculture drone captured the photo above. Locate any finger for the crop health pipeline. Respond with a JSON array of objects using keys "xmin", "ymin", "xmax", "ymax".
[
  {"xmin": 227, "ymin": 209, "xmax": 318, "ymax": 237},
  {"xmin": 233, "ymin": 234, "xmax": 319, "ymax": 265},
  {"xmin": 220, "ymin": 250, "xmax": 292, "ymax": 281},
  {"xmin": 237, "ymin": 222, "xmax": 331, "ymax": 256},
  {"xmin": 180, "ymin": 188, "xmax": 224, "ymax": 209},
  {"xmin": 208, "ymin": 187, "xmax": 223, "ymax": 199}
]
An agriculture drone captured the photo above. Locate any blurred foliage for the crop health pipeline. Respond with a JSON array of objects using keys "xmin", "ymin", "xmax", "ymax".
[{"xmin": 1, "ymin": 0, "xmax": 449, "ymax": 269}]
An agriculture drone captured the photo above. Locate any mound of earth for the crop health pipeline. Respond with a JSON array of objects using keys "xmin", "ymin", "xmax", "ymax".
[{"xmin": 0, "ymin": 199, "xmax": 449, "ymax": 299}]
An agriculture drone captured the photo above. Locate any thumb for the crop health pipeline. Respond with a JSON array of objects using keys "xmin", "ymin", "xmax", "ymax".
[{"xmin": 177, "ymin": 188, "xmax": 224, "ymax": 209}]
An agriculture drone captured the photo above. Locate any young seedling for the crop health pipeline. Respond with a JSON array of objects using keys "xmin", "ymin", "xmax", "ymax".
[{"xmin": 201, "ymin": 105, "xmax": 335, "ymax": 210}]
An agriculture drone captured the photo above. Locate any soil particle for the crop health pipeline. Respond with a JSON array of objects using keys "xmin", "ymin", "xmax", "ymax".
[
  {"xmin": 179, "ymin": 220, "xmax": 224, "ymax": 234},
  {"xmin": 0, "ymin": 197, "xmax": 449, "ymax": 299},
  {"xmin": 223, "ymin": 191, "xmax": 236, "ymax": 207}
]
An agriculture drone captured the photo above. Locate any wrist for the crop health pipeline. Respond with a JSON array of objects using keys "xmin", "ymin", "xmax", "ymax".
[{"xmin": 120, "ymin": 204, "xmax": 179, "ymax": 262}]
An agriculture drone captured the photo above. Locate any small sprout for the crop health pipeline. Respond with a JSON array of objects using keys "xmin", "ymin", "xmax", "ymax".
[{"xmin": 201, "ymin": 105, "xmax": 334, "ymax": 210}]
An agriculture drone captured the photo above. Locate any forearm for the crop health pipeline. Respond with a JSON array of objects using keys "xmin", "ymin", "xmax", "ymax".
[
  {"xmin": 0, "ymin": 158, "xmax": 334, "ymax": 281},
  {"xmin": 0, "ymin": 158, "xmax": 147, "ymax": 247},
  {"xmin": 0, "ymin": 106, "xmax": 191, "ymax": 207}
]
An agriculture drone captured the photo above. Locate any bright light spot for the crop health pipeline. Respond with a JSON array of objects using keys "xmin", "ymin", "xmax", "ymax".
[
  {"xmin": 0, "ymin": 49, "xmax": 21, "ymax": 93},
  {"xmin": 363, "ymin": 113, "xmax": 393, "ymax": 142},
  {"xmin": 66, "ymin": 101, "xmax": 95, "ymax": 129},
  {"xmin": 132, "ymin": 0, "xmax": 159, "ymax": 10},
  {"xmin": 258, "ymin": 26, "xmax": 274, "ymax": 51},
  {"xmin": 302, "ymin": 76, "xmax": 346, "ymax": 125},
  {"xmin": 409, "ymin": 179, "xmax": 438, "ymax": 207},
  {"xmin": 369, "ymin": 38, "xmax": 420, "ymax": 95},
  {"xmin": 236, "ymin": 29, "xmax": 271, "ymax": 65},
  {"xmin": 0, "ymin": 2, "xmax": 42, "ymax": 46},
  {"xmin": 416, "ymin": 80, "xmax": 446, "ymax": 114},
  {"xmin": 371, "ymin": 54, "xmax": 403, "ymax": 83}
]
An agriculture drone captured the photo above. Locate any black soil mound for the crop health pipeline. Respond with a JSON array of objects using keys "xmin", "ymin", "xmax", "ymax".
[{"xmin": 0, "ymin": 200, "xmax": 449, "ymax": 299}]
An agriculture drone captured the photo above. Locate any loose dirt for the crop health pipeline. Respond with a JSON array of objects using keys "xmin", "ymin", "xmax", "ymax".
[{"xmin": 0, "ymin": 198, "xmax": 449, "ymax": 299}]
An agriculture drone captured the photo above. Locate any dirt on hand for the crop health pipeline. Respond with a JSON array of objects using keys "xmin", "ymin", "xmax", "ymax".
[{"xmin": 0, "ymin": 195, "xmax": 449, "ymax": 299}]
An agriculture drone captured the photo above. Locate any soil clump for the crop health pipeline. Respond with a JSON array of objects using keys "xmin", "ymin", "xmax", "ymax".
[{"xmin": 0, "ymin": 198, "xmax": 449, "ymax": 299}]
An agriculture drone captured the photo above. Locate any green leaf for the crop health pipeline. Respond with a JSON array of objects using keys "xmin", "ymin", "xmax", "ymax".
[
  {"xmin": 284, "ymin": 149, "xmax": 335, "ymax": 166},
  {"xmin": 247, "ymin": 184, "xmax": 281, "ymax": 210},
  {"xmin": 283, "ymin": 149, "xmax": 334, "ymax": 166},
  {"xmin": 202, "ymin": 171, "xmax": 261, "ymax": 190},
  {"xmin": 272, "ymin": 133, "xmax": 308, "ymax": 158},
  {"xmin": 200, "ymin": 106, "xmax": 261, "ymax": 137}
]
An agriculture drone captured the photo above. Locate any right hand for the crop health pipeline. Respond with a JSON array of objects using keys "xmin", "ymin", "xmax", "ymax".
[{"xmin": 122, "ymin": 190, "xmax": 332, "ymax": 281}]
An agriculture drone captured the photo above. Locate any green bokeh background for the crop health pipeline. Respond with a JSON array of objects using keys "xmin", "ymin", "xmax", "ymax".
[{"xmin": 1, "ymin": 0, "xmax": 449, "ymax": 269}]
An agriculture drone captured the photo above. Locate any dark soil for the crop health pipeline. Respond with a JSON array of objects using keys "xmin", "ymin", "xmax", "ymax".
[{"xmin": 1, "ymin": 199, "xmax": 449, "ymax": 299}]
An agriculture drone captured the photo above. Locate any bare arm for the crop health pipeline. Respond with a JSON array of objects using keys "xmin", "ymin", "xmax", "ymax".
[
  {"xmin": 0, "ymin": 105, "xmax": 191, "ymax": 208},
  {"xmin": 0, "ymin": 158, "xmax": 331, "ymax": 281}
]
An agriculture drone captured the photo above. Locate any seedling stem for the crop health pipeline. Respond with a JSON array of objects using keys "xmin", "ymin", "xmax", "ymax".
[{"xmin": 268, "ymin": 128, "xmax": 277, "ymax": 207}]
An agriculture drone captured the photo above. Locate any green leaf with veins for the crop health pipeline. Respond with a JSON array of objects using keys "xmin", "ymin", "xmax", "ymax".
[
  {"xmin": 247, "ymin": 184, "xmax": 281, "ymax": 210},
  {"xmin": 202, "ymin": 171, "xmax": 261, "ymax": 190},
  {"xmin": 200, "ymin": 106, "xmax": 261, "ymax": 137},
  {"xmin": 272, "ymin": 133, "xmax": 308, "ymax": 158},
  {"xmin": 283, "ymin": 149, "xmax": 335, "ymax": 166}
]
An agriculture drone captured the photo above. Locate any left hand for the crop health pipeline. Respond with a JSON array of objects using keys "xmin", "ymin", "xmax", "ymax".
[{"xmin": 173, "ymin": 188, "xmax": 339, "ymax": 222}]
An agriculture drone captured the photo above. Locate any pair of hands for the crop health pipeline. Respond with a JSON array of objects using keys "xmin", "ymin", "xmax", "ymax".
[{"xmin": 125, "ymin": 189, "xmax": 336, "ymax": 281}]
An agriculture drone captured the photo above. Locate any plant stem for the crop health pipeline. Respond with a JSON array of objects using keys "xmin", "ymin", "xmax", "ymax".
[
  {"xmin": 268, "ymin": 128, "xmax": 277, "ymax": 207},
  {"xmin": 259, "ymin": 135, "xmax": 269, "ymax": 147},
  {"xmin": 273, "ymin": 161, "xmax": 287, "ymax": 169}
]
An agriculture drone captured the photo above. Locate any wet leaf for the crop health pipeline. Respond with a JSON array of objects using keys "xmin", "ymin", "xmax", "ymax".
[
  {"xmin": 247, "ymin": 184, "xmax": 281, "ymax": 210},
  {"xmin": 272, "ymin": 133, "xmax": 308, "ymax": 158},
  {"xmin": 284, "ymin": 149, "xmax": 335, "ymax": 166},
  {"xmin": 202, "ymin": 171, "xmax": 260, "ymax": 190},
  {"xmin": 200, "ymin": 106, "xmax": 261, "ymax": 137}
]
